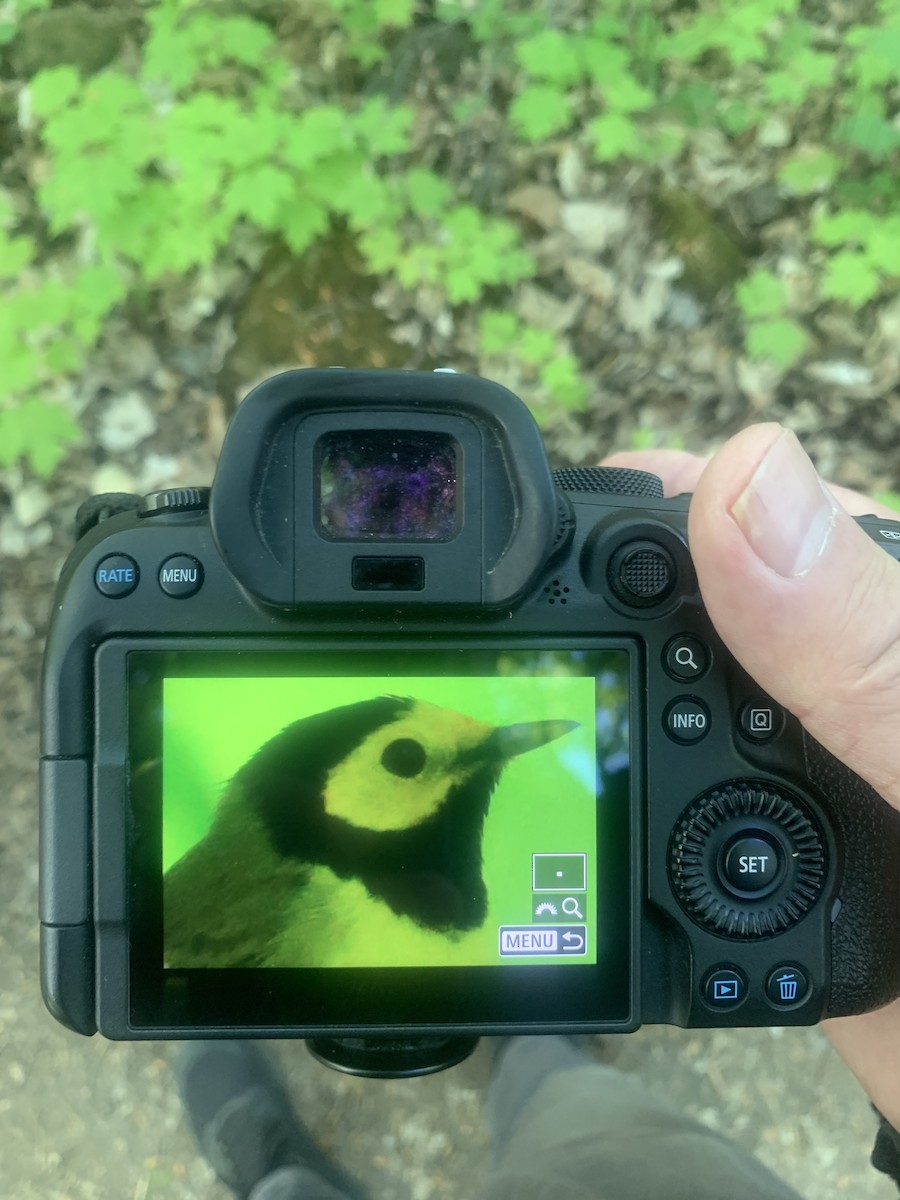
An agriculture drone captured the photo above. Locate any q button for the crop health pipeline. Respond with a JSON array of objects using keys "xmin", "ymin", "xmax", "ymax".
[{"xmin": 664, "ymin": 635, "xmax": 709, "ymax": 681}]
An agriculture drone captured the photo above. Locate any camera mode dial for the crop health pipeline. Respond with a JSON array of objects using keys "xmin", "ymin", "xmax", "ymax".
[
  {"xmin": 552, "ymin": 466, "xmax": 664, "ymax": 499},
  {"xmin": 669, "ymin": 781, "xmax": 826, "ymax": 939}
]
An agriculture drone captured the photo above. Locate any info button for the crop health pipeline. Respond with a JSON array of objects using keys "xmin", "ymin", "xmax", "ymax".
[{"xmin": 664, "ymin": 697, "xmax": 711, "ymax": 744}]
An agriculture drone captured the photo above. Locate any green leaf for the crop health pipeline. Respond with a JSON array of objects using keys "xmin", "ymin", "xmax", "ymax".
[
  {"xmin": 766, "ymin": 51, "xmax": 833, "ymax": 103},
  {"xmin": 353, "ymin": 99, "xmax": 413, "ymax": 156},
  {"xmin": 589, "ymin": 112, "xmax": 636, "ymax": 161},
  {"xmin": 223, "ymin": 165, "xmax": 296, "ymax": 227},
  {"xmin": 516, "ymin": 30, "xmax": 583, "ymax": 85},
  {"xmin": 374, "ymin": 0, "xmax": 416, "ymax": 26},
  {"xmin": 745, "ymin": 318, "xmax": 808, "ymax": 368},
  {"xmin": 0, "ymin": 232, "xmax": 35, "ymax": 278},
  {"xmin": 0, "ymin": 341, "xmax": 41, "ymax": 392},
  {"xmin": 660, "ymin": 82, "xmax": 719, "ymax": 129},
  {"xmin": 634, "ymin": 124, "xmax": 685, "ymax": 162},
  {"xmin": 404, "ymin": 169, "xmax": 452, "ymax": 218},
  {"xmin": 811, "ymin": 209, "xmax": 874, "ymax": 247},
  {"xmin": 510, "ymin": 85, "xmax": 572, "ymax": 141},
  {"xmin": 735, "ymin": 269, "xmax": 787, "ymax": 319},
  {"xmin": 777, "ymin": 147, "xmax": 841, "ymax": 195},
  {"xmin": 835, "ymin": 171, "xmax": 900, "ymax": 209},
  {"xmin": 581, "ymin": 38, "xmax": 631, "ymax": 86},
  {"xmin": 820, "ymin": 252, "xmax": 882, "ymax": 305},
  {"xmin": 519, "ymin": 326, "xmax": 555, "ymax": 365},
  {"xmin": 601, "ymin": 73, "xmax": 656, "ymax": 114},
  {"xmin": 358, "ymin": 225, "xmax": 402, "ymax": 274},
  {"xmin": 866, "ymin": 219, "xmax": 900, "ymax": 275},
  {"xmin": 479, "ymin": 311, "xmax": 520, "ymax": 356},
  {"xmin": 29, "ymin": 67, "xmax": 81, "ymax": 120},
  {"xmin": 540, "ymin": 355, "xmax": 587, "ymax": 409},
  {"xmin": 44, "ymin": 336, "xmax": 85, "ymax": 374},
  {"xmin": 718, "ymin": 100, "xmax": 764, "ymax": 135},
  {"xmin": 0, "ymin": 396, "xmax": 81, "ymax": 476},
  {"xmin": 281, "ymin": 106, "xmax": 350, "ymax": 169},
  {"xmin": 281, "ymin": 201, "xmax": 331, "ymax": 256},
  {"xmin": 846, "ymin": 23, "xmax": 900, "ymax": 87},
  {"xmin": 833, "ymin": 105, "xmax": 900, "ymax": 161}
]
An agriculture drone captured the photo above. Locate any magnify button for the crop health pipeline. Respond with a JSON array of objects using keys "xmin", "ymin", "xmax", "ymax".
[
  {"xmin": 562, "ymin": 897, "xmax": 584, "ymax": 919},
  {"xmin": 664, "ymin": 636, "xmax": 709, "ymax": 681}
]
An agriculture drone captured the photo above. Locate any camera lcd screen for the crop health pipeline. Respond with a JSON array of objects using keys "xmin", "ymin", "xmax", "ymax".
[
  {"xmin": 125, "ymin": 646, "xmax": 633, "ymax": 1029},
  {"xmin": 317, "ymin": 430, "xmax": 458, "ymax": 540}
]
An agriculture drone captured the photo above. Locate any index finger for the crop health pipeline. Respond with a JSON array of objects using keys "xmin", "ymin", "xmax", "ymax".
[{"xmin": 599, "ymin": 448, "xmax": 900, "ymax": 522}]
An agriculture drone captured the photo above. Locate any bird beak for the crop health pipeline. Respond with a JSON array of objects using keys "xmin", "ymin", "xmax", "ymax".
[{"xmin": 484, "ymin": 719, "xmax": 580, "ymax": 762}]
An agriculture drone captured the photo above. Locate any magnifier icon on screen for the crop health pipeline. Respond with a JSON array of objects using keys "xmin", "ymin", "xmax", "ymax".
[{"xmin": 562, "ymin": 897, "xmax": 584, "ymax": 919}]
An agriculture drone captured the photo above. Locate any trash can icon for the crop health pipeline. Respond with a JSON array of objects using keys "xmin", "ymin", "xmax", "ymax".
[{"xmin": 777, "ymin": 973, "xmax": 798, "ymax": 1002}]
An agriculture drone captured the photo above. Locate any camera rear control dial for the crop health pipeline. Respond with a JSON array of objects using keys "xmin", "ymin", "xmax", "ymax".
[{"xmin": 669, "ymin": 782, "xmax": 826, "ymax": 938}]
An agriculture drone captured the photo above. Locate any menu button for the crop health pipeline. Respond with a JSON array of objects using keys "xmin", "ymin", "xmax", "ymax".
[{"xmin": 159, "ymin": 555, "xmax": 204, "ymax": 598}]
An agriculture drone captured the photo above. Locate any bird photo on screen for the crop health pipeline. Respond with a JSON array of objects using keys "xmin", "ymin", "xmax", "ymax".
[{"xmin": 164, "ymin": 695, "xmax": 578, "ymax": 968}]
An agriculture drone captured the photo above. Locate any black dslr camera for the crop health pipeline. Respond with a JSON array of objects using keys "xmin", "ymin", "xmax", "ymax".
[{"xmin": 40, "ymin": 368, "xmax": 900, "ymax": 1077}]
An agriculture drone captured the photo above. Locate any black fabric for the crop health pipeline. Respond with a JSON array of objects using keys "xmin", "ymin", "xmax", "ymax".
[{"xmin": 870, "ymin": 1108, "xmax": 900, "ymax": 1188}]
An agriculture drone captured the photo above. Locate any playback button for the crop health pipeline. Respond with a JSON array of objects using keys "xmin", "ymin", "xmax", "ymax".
[{"xmin": 703, "ymin": 966, "xmax": 747, "ymax": 1009}]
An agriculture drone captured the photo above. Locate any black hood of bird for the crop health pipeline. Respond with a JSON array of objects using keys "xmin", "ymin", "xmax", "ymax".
[{"xmin": 235, "ymin": 696, "xmax": 578, "ymax": 932}]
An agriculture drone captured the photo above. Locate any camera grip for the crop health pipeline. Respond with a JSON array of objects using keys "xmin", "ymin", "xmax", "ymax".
[{"xmin": 803, "ymin": 731, "xmax": 900, "ymax": 1015}]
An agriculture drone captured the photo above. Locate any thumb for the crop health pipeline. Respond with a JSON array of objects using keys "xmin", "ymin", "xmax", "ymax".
[{"xmin": 689, "ymin": 422, "xmax": 900, "ymax": 812}]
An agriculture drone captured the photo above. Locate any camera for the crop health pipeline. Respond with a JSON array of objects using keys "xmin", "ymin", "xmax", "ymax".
[{"xmin": 40, "ymin": 368, "xmax": 900, "ymax": 1077}]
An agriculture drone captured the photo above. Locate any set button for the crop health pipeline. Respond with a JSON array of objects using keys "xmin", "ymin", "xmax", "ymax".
[{"xmin": 719, "ymin": 832, "xmax": 784, "ymax": 897}]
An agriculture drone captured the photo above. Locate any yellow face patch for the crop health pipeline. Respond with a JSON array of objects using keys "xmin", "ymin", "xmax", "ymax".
[{"xmin": 322, "ymin": 700, "xmax": 497, "ymax": 831}]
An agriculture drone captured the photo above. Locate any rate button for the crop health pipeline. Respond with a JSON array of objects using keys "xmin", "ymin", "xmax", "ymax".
[{"xmin": 95, "ymin": 554, "xmax": 139, "ymax": 597}]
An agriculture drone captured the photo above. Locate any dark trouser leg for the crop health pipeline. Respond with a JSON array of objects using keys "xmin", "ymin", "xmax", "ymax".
[
  {"xmin": 485, "ymin": 1036, "xmax": 804, "ymax": 1200},
  {"xmin": 249, "ymin": 1165, "xmax": 357, "ymax": 1200}
]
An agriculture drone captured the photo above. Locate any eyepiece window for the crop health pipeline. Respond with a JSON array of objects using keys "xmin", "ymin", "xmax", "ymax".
[{"xmin": 318, "ymin": 430, "xmax": 458, "ymax": 541}]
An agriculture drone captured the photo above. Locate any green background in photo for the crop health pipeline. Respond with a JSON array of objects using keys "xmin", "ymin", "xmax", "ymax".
[{"xmin": 162, "ymin": 672, "xmax": 600, "ymax": 965}]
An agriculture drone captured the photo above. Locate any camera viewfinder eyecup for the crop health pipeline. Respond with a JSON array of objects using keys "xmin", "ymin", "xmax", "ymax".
[{"xmin": 208, "ymin": 369, "xmax": 562, "ymax": 610}]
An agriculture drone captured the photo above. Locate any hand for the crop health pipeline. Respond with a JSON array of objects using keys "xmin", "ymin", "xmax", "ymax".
[{"xmin": 600, "ymin": 423, "xmax": 900, "ymax": 1129}]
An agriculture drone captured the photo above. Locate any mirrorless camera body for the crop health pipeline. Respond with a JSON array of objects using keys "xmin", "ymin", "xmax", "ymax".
[{"xmin": 40, "ymin": 368, "xmax": 900, "ymax": 1077}]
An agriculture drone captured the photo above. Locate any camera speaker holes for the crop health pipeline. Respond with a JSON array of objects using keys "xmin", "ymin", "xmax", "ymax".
[{"xmin": 543, "ymin": 579, "xmax": 571, "ymax": 605}]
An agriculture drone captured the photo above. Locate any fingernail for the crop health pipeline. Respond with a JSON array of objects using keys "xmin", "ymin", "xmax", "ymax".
[{"xmin": 730, "ymin": 427, "xmax": 840, "ymax": 577}]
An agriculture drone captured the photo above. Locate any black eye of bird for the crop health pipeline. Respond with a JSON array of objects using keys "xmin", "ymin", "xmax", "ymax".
[{"xmin": 380, "ymin": 737, "xmax": 427, "ymax": 778}]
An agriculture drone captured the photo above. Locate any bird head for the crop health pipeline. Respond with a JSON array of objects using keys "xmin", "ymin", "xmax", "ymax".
[{"xmin": 239, "ymin": 695, "xmax": 579, "ymax": 932}]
